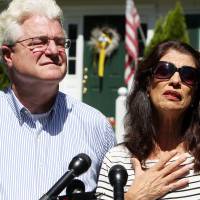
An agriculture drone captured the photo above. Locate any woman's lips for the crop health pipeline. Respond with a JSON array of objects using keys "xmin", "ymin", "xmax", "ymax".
[{"xmin": 163, "ymin": 90, "xmax": 182, "ymax": 101}]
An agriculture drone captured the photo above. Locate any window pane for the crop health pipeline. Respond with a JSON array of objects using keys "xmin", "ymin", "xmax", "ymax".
[
  {"xmin": 69, "ymin": 40, "xmax": 76, "ymax": 57},
  {"xmin": 68, "ymin": 24, "xmax": 77, "ymax": 40},
  {"xmin": 68, "ymin": 60, "xmax": 76, "ymax": 74}
]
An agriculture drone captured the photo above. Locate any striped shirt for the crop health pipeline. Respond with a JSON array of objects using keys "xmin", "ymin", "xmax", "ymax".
[
  {"xmin": 97, "ymin": 145, "xmax": 200, "ymax": 200},
  {"xmin": 0, "ymin": 87, "xmax": 116, "ymax": 200}
]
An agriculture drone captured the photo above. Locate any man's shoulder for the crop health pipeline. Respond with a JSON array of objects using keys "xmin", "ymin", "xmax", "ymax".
[
  {"xmin": 58, "ymin": 92, "xmax": 116, "ymax": 147},
  {"xmin": 59, "ymin": 92, "xmax": 106, "ymax": 118}
]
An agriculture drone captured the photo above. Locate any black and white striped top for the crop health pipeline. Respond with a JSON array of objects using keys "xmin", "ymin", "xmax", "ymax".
[{"xmin": 97, "ymin": 145, "xmax": 200, "ymax": 200}]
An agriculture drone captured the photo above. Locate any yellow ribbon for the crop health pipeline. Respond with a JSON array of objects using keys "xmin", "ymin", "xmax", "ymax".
[{"xmin": 97, "ymin": 33, "xmax": 112, "ymax": 77}]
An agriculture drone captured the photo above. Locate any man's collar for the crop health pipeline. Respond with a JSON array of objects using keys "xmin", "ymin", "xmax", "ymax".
[{"xmin": 6, "ymin": 87, "xmax": 59, "ymax": 125}]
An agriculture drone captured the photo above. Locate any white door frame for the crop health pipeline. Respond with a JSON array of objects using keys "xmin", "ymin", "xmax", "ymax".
[{"xmin": 59, "ymin": 16, "xmax": 84, "ymax": 101}]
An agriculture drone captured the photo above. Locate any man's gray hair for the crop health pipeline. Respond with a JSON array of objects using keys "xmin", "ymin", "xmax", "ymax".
[{"xmin": 0, "ymin": 0, "xmax": 64, "ymax": 48}]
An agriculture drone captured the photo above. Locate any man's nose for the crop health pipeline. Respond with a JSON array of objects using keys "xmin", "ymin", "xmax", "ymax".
[{"xmin": 45, "ymin": 39, "xmax": 59, "ymax": 55}]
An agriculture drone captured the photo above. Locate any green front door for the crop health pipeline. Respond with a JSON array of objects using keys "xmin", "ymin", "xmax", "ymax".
[
  {"xmin": 82, "ymin": 15, "xmax": 125, "ymax": 119},
  {"xmin": 83, "ymin": 15, "xmax": 125, "ymax": 118},
  {"xmin": 83, "ymin": 41, "xmax": 125, "ymax": 118}
]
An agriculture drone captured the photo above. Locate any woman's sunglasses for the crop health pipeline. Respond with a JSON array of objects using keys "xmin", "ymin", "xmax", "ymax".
[{"xmin": 153, "ymin": 61, "xmax": 199, "ymax": 86}]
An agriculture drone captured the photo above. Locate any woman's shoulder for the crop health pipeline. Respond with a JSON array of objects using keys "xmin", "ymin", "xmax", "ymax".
[
  {"xmin": 107, "ymin": 144, "xmax": 131, "ymax": 154},
  {"xmin": 103, "ymin": 144, "xmax": 132, "ymax": 165}
]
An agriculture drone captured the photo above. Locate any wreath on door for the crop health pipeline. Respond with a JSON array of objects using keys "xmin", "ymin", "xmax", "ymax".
[{"xmin": 89, "ymin": 26, "xmax": 120, "ymax": 78}]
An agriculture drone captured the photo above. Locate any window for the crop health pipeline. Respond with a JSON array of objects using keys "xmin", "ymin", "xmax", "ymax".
[{"xmin": 68, "ymin": 24, "xmax": 78, "ymax": 74}]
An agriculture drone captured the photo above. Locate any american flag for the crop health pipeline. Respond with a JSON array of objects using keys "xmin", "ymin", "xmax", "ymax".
[{"xmin": 124, "ymin": 0, "xmax": 140, "ymax": 86}]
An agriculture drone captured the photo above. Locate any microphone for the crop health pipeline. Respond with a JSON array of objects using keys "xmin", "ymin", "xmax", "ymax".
[
  {"xmin": 39, "ymin": 153, "xmax": 91, "ymax": 200},
  {"xmin": 108, "ymin": 164, "xmax": 128, "ymax": 200},
  {"xmin": 66, "ymin": 179, "xmax": 85, "ymax": 196}
]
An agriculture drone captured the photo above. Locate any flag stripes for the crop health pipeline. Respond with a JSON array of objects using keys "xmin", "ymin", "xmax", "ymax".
[{"xmin": 124, "ymin": 0, "xmax": 140, "ymax": 85}]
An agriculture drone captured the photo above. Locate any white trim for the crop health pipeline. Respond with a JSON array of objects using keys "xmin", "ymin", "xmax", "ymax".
[
  {"xmin": 59, "ymin": 17, "xmax": 84, "ymax": 101},
  {"xmin": 59, "ymin": 34, "xmax": 84, "ymax": 100}
]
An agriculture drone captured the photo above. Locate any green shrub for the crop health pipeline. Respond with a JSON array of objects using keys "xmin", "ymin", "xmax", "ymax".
[{"xmin": 144, "ymin": 1, "xmax": 189, "ymax": 57}]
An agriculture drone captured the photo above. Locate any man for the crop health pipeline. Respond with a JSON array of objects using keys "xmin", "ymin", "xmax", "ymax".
[{"xmin": 0, "ymin": 0, "xmax": 116, "ymax": 199}]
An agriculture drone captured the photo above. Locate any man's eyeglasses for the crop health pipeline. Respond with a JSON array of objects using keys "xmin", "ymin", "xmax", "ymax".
[
  {"xmin": 14, "ymin": 36, "xmax": 71, "ymax": 52},
  {"xmin": 153, "ymin": 61, "xmax": 199, "ymax": 86}
]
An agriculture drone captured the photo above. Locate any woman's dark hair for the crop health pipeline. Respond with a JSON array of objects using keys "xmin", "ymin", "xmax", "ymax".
[{"xmin": 124, "ymin": 40, "xmax": 200, "ymax": 171}]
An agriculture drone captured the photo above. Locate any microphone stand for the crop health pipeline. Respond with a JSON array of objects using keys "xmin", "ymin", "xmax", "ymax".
[{"xmin": 113, "ymin": 184, "xmax": 124, "ymax": 200}]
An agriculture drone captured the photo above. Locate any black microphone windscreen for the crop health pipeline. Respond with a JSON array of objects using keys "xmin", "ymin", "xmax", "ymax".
[
  {"xmin": 108, "ymin": 164, "xmax": 128, "ymax": 187},
  {"xmin": 69, "ymin": 153, "xmax": 91, "ymax": 176},
  {"xmin": 66, "ymin": 179, "xmax": 85, "ymax": 195}
]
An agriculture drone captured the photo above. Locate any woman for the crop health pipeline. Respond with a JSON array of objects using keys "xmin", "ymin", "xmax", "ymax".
[{"xmin": 97, "ymin": 40, "xmax": 200, "ymax": 200}]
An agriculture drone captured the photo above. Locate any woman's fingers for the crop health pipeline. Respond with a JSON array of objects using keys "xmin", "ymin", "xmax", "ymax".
[
  {"xmin": 160, "ymin": 153, "xmax": 188, "ymax": 177},
  {"xmin": 153, "ymin": 150, "xmax": 178, "ymax": 171},
  {"xmin": 165, "ymin": 178, "xmax": 189, "ymax": 193},
  {"xmin": 164, "ymin": 162, "xmax": 193, "ymax": 185}
]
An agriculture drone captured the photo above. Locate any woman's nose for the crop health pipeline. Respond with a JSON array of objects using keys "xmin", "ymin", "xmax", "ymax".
[{"xmin": 169, "ymin": 71, "xmax": 182, "ymax": 85}]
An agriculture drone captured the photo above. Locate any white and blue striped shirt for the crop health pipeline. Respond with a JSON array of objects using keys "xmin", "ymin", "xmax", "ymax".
[{"xmin": 0, "ymin": 87, "xmax": 116, "ymax": 200}]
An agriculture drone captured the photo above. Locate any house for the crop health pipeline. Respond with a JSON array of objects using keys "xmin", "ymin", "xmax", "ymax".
[{"xmin": 56, "ymin": 0, "xmax": 200, "ymax": 117}]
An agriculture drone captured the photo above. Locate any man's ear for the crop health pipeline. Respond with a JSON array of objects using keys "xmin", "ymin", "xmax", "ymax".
[{"xmin": 1, "ymin": 45, "xmax": 13, "ymax": 67}]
